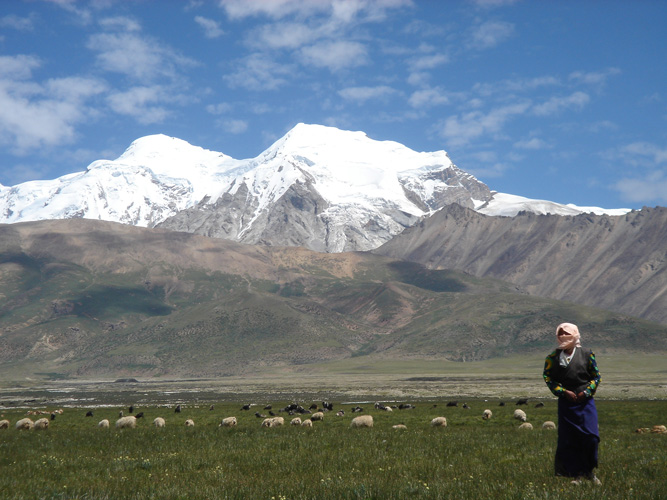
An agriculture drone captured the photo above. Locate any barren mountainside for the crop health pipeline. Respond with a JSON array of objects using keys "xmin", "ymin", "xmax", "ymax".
[
  {"xmin": 2, "ymin": 218, "xmax": 665, "ymax": 380},
  {"xmin": 374, "ymin": 204, "xmax": 667, "ymax": 325}
]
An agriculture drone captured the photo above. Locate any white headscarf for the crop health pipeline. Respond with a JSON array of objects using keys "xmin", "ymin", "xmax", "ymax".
[{"xmin": 556, "ymin": 322, "xmax": 581, "ymax": 351}]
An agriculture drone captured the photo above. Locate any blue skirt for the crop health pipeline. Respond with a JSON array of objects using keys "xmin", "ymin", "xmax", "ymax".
[{"xmin": 555, "ymin": 397, "xmax": 600, "ymax": 477}]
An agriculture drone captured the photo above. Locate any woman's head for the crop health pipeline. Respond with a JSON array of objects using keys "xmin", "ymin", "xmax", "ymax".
[{"xmin": 556, "ymin": 322, "xmax": 581, "ymax": 351}]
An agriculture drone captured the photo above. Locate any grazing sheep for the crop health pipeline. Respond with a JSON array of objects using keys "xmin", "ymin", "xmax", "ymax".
[
  {"xmin": 392, "ymin": 424, "xmax": 407, "ymax": 430},
  {"xmin": 518, "ymin": 422, "xmax": 533, "ymax": 430},
  {"xmin": 513, "ymin": 409, "xmax": 527, "ymax": 422},
  {"xmin": 261, "ymin": 416, "xmax": 284, "ymax": 428},
  {"xmin": 33, "ymin": 418, "xmax": 49, "ymax": 430},
  {"xmin": 85, "ymin": 410, "xmax": 94, "ymax": 417},
  {"xmin": 219, "ymin": 417, "xmax": 237, "ymax": 427},
  {"xmin": 209, "ymin": 405, "xmax": 215, "ymax": 411},
  {"xmin": 535, "ymin": 402, "xmax": 545, "ymax": 408},
  {"xmin": 301, "ymin": 419, "xmax": 313, "ymax": 428},
  {"xmin": 336, "ymin": 410, "xmax": 345, "ymax": 417},
  {"xmin": 0, "ymin": 420, "xmax": 10, "ymax": 429},
  {"xmin": 153, "ymin": 417, "xmax": 166, "ymax": 428},
  {"xmin": 430, "ymin": 417, "xmax": 447, "ymax": 427},
  {"xmin": 516, "ymin": 399, "xmax": 529, "ymax": 406},
  {"xmin": 311, "ymin": 412, "xmax": 324, "ymax": 421},
  {"xmin": 290, "ymin": 417, "xmax": 302, "ymax": 426},
  {"xmin": 98, "ymin": 419, "xmax": 110, "ymax": 429},
  {"xmin": 350, "ymin": 415, "xmax": 373, "ymax": 428},
  {"xmin": 184, "ymin": 419, "xmax": 195, "ymax": 427},
  {"xmin": 482, "ymin": 409, "xmax": 492, "ymax": 420},
  {"xmin": 446, "ymin": 401, "xmax": 458, "ymax": 407},
  {"xmin": 118, "ymin": 410, "xmax": 124, "ymax": 418},
  {"xmin": 651, "ymin": 425, "xmax": 667, "ymax": 434},
  {"xmin": 15, "ymin": 418, "xmax": 34, "ymax": 430},
  {"xmin": 116, "ymin": 414, "xmax": 143, "ymax": 429},
  {"xmin": 175, "ymin": 404, "xmax": 182, "ymax": 413},
  {"xmin": 542, "ymin": 421, "xmax": 556, "ymax": 430}
]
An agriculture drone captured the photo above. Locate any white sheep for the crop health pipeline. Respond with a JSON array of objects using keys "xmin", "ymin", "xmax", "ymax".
[
  {"xmin": 219, "ymin": 416, "xmax": 237, "ymax": 427},
  {"xmin": 392, "ymin": 424, "xmax": 407, "ymax": 430},
  {"xmin": 0, "ymin": 420, "xmax": 10, "ymax": 429},
  {"xmin": 430, "ymin": 417, "xmax": 447, "ymax": 427},
  {"xmin": 482, "ymin": 409, "xmax": 492, "ymax": 420},
  {"xmin": 116, "ymin": 416, "xmax": 140, "ymax": 429},
  {"xmin": 518, "ymin": 422, "xmax": 533, "ymax": 430},
  {"xmin": 542, "ymin": 421, "xmax": 556, "ymax": 430},
  {"xmin": 513, "ymin": 409, "xmax": 527, "ymax": 422},
  {"xmin": 33, "ymin": 418, "xmax": 50, "ymax": 430},
  {"xmin": 301, "ymin": 419, "xmax": 313, "ymax": 428},
  {"xmin": 350, "ymin": 415, "xmax": 373, "ymax": 428},
  {"xmin": 290, "ymin": 417, "xmax": 302, "ymax": 426},
  {"xmin": 261, "ymin": 416, "xmax": 284, "ymax": 428},
  {"xmin": 153, "ymin": 417, "xmax": 166, "ymax": 428},
  {"xmin": 311, "ymin": 412, "xmax": 324, "ymax": 421},
  {"xmin": 184, "ymin": 419, "xmax": 195, "ymax": 427},
  {"xmin": 98, "ymin": 419, "xmax": 110, "ymax": 429},
  {"xmin": 15, "ymin": 418, "xmax": 34, "ymax": 430}
]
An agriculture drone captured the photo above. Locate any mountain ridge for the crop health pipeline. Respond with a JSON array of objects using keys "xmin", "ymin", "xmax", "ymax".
[
  {"xmin": 373, "ymin": 204, "xmax": 667, "ymax": 325},
  {"xmin": 1, "ymin": 124, "xmax": 629, "ymax": 253},
  {"xmin": 1, "ymin": 218, "xmax": 665, "ymax": 380}
]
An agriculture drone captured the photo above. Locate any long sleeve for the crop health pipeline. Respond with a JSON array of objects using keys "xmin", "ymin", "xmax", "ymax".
[
  {"xmin": 583, "ymin": 351, "xmax": 601, "ymax": 397},
  {"xmin": 543, "ymin": 350, "xmax": 565, "ymax": 397}
]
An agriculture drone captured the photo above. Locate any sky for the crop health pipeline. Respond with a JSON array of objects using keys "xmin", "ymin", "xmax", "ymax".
[{"xmin": 1, "ymin": 0, "xmax": 665, "ymax": 210}]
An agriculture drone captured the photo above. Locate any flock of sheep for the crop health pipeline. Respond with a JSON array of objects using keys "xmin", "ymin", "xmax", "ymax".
[{"xmin": 0, "ymin": 399, "xmax": 561, "ymax": 432}]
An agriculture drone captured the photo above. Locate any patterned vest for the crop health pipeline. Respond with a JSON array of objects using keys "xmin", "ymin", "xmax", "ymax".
[{"xmin": 551, "ymin": 347, "xmax": 592, "ymax": 393}]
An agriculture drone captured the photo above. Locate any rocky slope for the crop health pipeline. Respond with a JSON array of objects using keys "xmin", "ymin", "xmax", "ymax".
[{"xmin": 374, "ymin": 204, "xmax": 667, "ymax": 325}]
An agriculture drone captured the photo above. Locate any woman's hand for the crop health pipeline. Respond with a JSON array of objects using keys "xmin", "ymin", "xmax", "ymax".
[{"xmin": 564, "ymin": 390, "xmax": 577, "ymax": 402}]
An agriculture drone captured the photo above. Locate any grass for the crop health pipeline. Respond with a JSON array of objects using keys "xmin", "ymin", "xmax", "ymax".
[{"xmin": 0, "ymin": 399, "xmax": 664, "ymax": 499}]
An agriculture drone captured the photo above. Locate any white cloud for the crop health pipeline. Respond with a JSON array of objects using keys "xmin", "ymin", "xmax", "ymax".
[
  {"xmin": 569, "ymin": 68, "xmax": 621, "ymax": 86},
  {"xmin": 338, "ymin": 85, "xmax": 396, "ymax": 103},
  {"xmin": 440, "ymin": 102, "xmax": 530, "ymax": 147},
  {"xmin": 249, "ymin": 22, "xmax": 317, "ymax": 50},
  {"xmin": 225, "ymin": 53, "xmax": 292, "ymax": 90},
  {"xmin": 471, "ymin": 0, "xmax": 520, "ymax": 7},
  {"xmin": 206, "ymin": 102, "xmax": 233, "ymax": 114},
  {"xmin": 409, "ymin": 53, "xmax": 448, "ymax": 71},
  {"xmin": 0, "ymin": 54, "xmax": 41, "ymax": 80},
  {"xmin": 514, "ymin": 137, "xmax": 550, "ymax": 150},
  {"xmin": 468, "ymin": 20, "xmax": 514, "ymax": 49},
  {"xmin": 300, "ymin": 40, "xmax": 368, "ymax": 72},
  {"xmin": 195, "ymin": 16, "xmax": 224, "ymax": 38},
  {"xmin": 0, "ymin": 14, "xmax": 35, "ymax": 31},
  {"xmin": 612, "ymin": 173, "xmax": 667, "ymax": 204},
  {"xmin": 99, "ymin": 16, "xmax": 141, "ymax": 32},
  {"xmin": 107, "ymin": 86, "xmax": 170, "ymax": 124},
  {"xmin": 44, "ymin": 0, "xmax": 93, "ymax": 24},
  {"xmin": 221, "ymin": 119, "xmax": 248, "ymax": 134},
  {"xmin": 0, "ymin": 56, "xmax": 106, "ymax": 152},
  {"xmin": 87, "ymin": 32, "xmax": 196, "ymax": 83},
  {"xmin": 408, "ymin": 87, "xmax": 449, "ymax": 108},
  {"xmin": 219, "ymin": 0, "xmax": 411, "ymax": 21},
  {"xmin": 532, "ymin": 91, "xmax": 589, "ymax": 116},
  {"xmin": 619, "ymin": 142, "xmax": 667, "ymax": 166}
]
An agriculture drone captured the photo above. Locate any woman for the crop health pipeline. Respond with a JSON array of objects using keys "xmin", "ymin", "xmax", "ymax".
[{"xmin": 543, "ymin": 322, "xmax": 602, "ymax": 485}]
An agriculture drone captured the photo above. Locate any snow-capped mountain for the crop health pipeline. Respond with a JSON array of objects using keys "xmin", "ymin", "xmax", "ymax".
[
  {"xmin": 0, "ymin": 123, "xmax": 629, "ymax": 252},
  {"xmin": 476, "ymin": 192, "xmax": 631, "ymax": 217}
]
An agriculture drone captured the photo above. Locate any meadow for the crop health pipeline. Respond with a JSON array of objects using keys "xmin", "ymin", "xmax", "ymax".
[{"xmin": 0, "ymin": 397, "xmax": 665, "ymax": 500}]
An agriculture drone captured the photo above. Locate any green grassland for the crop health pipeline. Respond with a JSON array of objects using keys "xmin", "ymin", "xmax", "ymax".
[{"xmin": 0, "ymin": 398, "xmax": 664, "ymax": 500}]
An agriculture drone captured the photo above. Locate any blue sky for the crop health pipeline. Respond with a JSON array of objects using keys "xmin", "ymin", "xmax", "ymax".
[{"xmin": 1, "ymin": 0, "xmax": 665, "ymax": 210}]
